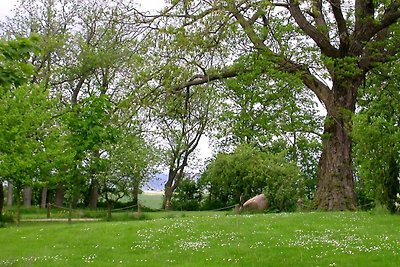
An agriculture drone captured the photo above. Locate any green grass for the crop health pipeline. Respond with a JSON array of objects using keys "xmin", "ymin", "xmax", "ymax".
[{"xmin": 0, "ymin": 212, "xmax": 399, "ymax": 266}]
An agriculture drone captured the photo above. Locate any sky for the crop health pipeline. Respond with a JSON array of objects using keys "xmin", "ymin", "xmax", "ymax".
[{"xmin": 0, "ymin": 0, "xmax": 166, "ymax": 20}]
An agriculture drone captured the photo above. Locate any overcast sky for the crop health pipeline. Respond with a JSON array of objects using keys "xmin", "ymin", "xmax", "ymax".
[{"xmin": 0, "ymin": 0, "xmax": 166, "ymax": 20}]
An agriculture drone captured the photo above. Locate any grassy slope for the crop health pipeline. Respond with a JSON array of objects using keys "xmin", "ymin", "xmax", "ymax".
[{"xmin": 0, "ymin": 212, "xmax": 399, "ymax": 266}]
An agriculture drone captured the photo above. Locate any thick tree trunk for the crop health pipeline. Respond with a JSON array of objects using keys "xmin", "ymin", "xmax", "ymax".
[
  {"xmin": 55, "ymin": 183, "xmax": 64, "ymax": 207},
  {"xmin": 315, "ymin": 81, "xmax": 359, "ymax": 210},
  {"xmin": 41, "ymin": 187, "xmax": 48, "ymax": 209},
  {"xmin": 0, "ymin": 182, "xmax": 4, "ymax": 217},
  {"xmin": 7, "ymin": 182, "xmax": 13, "ymax": 206},
  {"xmin": 88, "ymin": 179, "xmax": 99, "ymax": 209},
  {"xmin": 23, "ymin": 187, "xmax": 32, "ymax": 208}
]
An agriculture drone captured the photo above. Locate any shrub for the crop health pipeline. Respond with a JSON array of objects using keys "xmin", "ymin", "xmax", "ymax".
[
  {"xmin": 199, "ymin": 144, "xmax": 303, "ymax": 212},
  {"xmin": 171, "ymin": 178, "xmax": 202, "ymax": 211}
]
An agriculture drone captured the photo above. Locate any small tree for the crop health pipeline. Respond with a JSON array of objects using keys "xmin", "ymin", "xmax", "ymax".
[
  {"xmin": 60, "ymin": 94, "xmax": 117, "ymax": 221},
  {"xmin": 100, "ymin": 130, "xmax": 158, "ymax": 219},
  {"xmin": 150, "ymin": 86, "xmax": 217, "ymax": 210},
  {"xmin": 0, "ymin": 35, "xmax": 56, "ymax": 223}
]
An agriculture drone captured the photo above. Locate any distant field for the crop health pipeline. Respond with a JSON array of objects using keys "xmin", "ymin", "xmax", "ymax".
[
  {"xmin": 1, "ymin": 212, "xmax": 399, "ymax": 266},
  {"xmin": 139, "ymin": 191, "xmax": 164, "ymax": 209}
]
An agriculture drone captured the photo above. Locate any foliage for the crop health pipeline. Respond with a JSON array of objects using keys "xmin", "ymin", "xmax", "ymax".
[
  {"xmin": 216, "ymin": 64, "xmax": 323, "ymax": 197},
  {"xmin": 0, "ymin": 35, "xmax": 56, "ymax": 213},
  {"xmin": 353, "ymin": 59, "xmax": 400, "ymax": 212},
  {"xmin": 219, "ymin": 57, "xmax": 322, "ymax": 149},
  {"xmin": 1, "ymin": 0, "xmax": 153, "ymax": 210},
  {"xmin": 100, "ymin": 130, "xmax": 159, "ymax": 206},
  {"xmin": 171, "ymin": 178, "xmax": 202, "ymax": 211},
  {"xmin": 149, "ymin": 85, "xmax": 218, "ymax": 209},
  {"xmin": 199, "ymin": 144, "xmax": 302, "ymax": 211},
  {"xmin": 58, "ymin": 94, "xmax": 118, "ymax": 204}
]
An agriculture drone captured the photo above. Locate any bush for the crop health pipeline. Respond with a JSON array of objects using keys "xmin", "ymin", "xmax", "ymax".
[
  {"xmin": 171, "ymin": 178, "xmax": 202, "ymax": 211},
  {"xmin": 199, "ymin": 144, "xmax": 303, "ymax": 212},
  {"xmin": 0, "ymin": 212, "xmax": 15, "ymax": 227}
]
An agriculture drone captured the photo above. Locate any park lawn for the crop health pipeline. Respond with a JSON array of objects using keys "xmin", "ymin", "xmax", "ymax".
[{"xmin": 0, "ymin": 212, "xmax": 399, "ymax": 266}]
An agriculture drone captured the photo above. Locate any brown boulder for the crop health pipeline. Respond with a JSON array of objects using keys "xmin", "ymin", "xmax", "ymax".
[{"xmin": 240, "ymin": 194, "xmax": 268, "ymax": 212}]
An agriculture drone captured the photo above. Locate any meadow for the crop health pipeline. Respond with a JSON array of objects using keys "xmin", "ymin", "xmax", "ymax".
[{"xmin": 0, "ymin": 211, "xmax": 399, "ymax": 266}]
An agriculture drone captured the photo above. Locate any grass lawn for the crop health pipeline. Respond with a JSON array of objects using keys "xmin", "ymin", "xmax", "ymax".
[{"xmin": 0, "ymin": 212, "xmax": 399, "ymax": 266}]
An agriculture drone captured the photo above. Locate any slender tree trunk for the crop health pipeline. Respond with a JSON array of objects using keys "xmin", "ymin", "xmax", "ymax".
[
  {"xmin": 164, "ymin": 185, "xmax": 173, "ymax": 210},
  {"xmin": 132, "ymin": 181, "xmax": 139, "ymax": 209},
  {"xmin": 55, "ymin": 183, "xmax": 64, "ymax": 207},
  {"xmin": 0, "ymin": 182, "xmax": 4, "ymax": 218},
  {"xmin": 16, "ymin": 189, "xmax": 21, "ymax": 226},
  {"xmin": 68, "ymin": 200, "xmax": 72, "ymax": 224},
  {"xmin": 107, "ymin": 201, "xmax": 112, "ymax": 220},
  {"xmin": 88, "ymin": 179, "xmax": 99, "ymax": 209},
  {"xmin": 41, "ymin": 187, "xmax": 48, "ymax": 209},
  {"xmin": 23, "ymin": 187, "xmax": 32, "ymax": 208},
  {"xmin": 72, "ymin": 192, "xmax": 80, "ymax": 208},
  {"xmin": 384, "ymin": 155, "xmax": 399, "ymax": 212},
  {"xmin": 315, "ymin": 81, "xmax": 358, "ymax": 210},
  {"xmin": 7, "ymin": 182, "xmax": 13, "ymax": 207}
]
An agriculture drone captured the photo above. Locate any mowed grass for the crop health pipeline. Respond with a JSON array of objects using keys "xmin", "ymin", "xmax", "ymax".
[{"xmin": 0, "ymin": 212, "xmax": 399, "ymax": 266}]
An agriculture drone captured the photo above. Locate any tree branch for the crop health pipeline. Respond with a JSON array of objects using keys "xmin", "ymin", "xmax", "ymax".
[
  {"xmin": 312, "ymin": 0, "xmax": 329, "ymax": 39},
  {"xmin": 175, "ymin": 67, "xmax": 240, "ymax": 91},
  {"xmin": 288, "ymin": 1, "xmax": 339, "ymax": 58},
  {"xmin": 351, "ymin": 1, "xmax": 400, "ymax": 55},
  {"xmin": 329, "ymin": 0, "xmax": 350, "ymax": 54}
]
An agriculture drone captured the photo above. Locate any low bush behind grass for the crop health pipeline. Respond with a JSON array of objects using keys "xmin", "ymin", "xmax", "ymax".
[{"xmin": 0, "ymin": 212, "xmax": 399, "ymax": 266}]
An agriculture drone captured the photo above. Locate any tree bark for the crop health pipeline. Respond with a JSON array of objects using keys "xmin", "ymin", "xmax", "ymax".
[
  {"xmin": 16, "ymin": 189, "xmax": 21, "ymax": 226},
  {"xmin": 315, "ymin": 81, "xmax": 359, "ymax": 210},
  {"xmin": 7, "ymin": 182, "xmax": 13, "ymax": 207},
  {"xmin": 107, "ymin": 201, "xmax": 112, "ymax": 220},
  {"xmin": 164, "ymin": 168, "xmax": 184, "ymax": 210},
  {"xmin": 23, "ymin": 187, "xmax": 32, "ymax": 208},
  {"xmin": 41, "ymin": 187, "xmax": 48, "ymax": 209},
  {"xmin": 88, "ymin": 179, "xmax": 99, "ymax": 209},
  {"xmin": 132, "ymin": 181, "xmax": 140, "ymax": 209},
  {"xmin": 164, "ymin": 185, "xmax": 173, "ymax": 210},
  {"xmin": 55, "ymin": 183, "xmax": 64, "ymax": 207},
  {"xmin": 0, "ymin": 182, "xmax": 4, "ymax": 217}
]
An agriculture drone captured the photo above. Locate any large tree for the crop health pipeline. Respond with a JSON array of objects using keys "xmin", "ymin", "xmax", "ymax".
[{"xmin": 147, "ymin": 0, "xmax": 400, "ymax": 210}]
